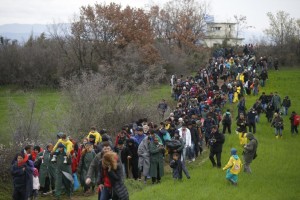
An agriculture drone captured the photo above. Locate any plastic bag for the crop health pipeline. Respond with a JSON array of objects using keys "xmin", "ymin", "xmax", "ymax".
[{"xmin": 73, "ymin": 173, "xmax": 80, "ymax": 191}]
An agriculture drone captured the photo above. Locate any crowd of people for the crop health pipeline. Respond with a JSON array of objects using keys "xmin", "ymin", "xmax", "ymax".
[{"xmin": 11, "ymin": 49, "xmax": 300, "ymax": 200}]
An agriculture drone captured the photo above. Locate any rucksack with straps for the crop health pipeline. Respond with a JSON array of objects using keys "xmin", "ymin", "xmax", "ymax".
[{"xmin": 294, "ymin": 115, "xmax": 300, "ymax": 126}]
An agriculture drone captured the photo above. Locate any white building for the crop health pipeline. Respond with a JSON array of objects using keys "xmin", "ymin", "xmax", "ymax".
[{"xmin": 204, "ymin": 22, "xmax": 244, "ymax": 47}]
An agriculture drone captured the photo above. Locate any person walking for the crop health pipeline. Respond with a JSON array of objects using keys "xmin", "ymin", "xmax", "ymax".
[
  {"xmin": 289, "ymin": 111, "xmax": 299, "ymax": 135},
  {"xmin": 157, "ymin": 99, "xmax": 168, "ymax": 120},
  {"xmin": 35, "ymin": 143, "xmax": 56, "ymax": 196},
  {"xmin": 53, "ymin": 143, "xmax": 73, "ymax": 200},
  {"xmin": 243, "ymin": 133, "xmax": 258, "ymax": 173},
  {"xmin": 281, "ymin": 96, "xmax": 291, "ymax": 116},
  {"xmin": 222, "ymin": 148, "xmax": 242, "ymax": 186},
  {"xmin": 222, "ymin": 109, "xmax": 232, "ymax": 134},
  {"xmin": 271, "ymin": 112, "xmax": 284, "ymax": 139},
  {"xmin": 100, "ymin": 152, "xmax": 129, "ymax": 200},
  {"xmin": 247, "ymin": 108, "xmax": 257, "ymax": 134},
  {"xmin": 11, "ymin": 153, "xmax": 34, "ymax": 200},
  {"xmin": 209, "ymin": 126, "xmax": 225, "ymax": 168},
  {"xmin": 149, "ymin": 137, "xmax": 165, "ymax": 184}
]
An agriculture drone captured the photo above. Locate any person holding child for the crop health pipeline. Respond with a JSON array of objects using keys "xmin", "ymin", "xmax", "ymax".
[
  {"xmin": 51, "ymin": 133, "xmax": 73, "ymax": 162},
  {"xmin": 53, "ymin": 143, "xmax": 73, "ymax": 200}
]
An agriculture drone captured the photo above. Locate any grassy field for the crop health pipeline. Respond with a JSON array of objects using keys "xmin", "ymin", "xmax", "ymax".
[
  {"xmin": 130, "ymin": 68, "xmax": 300, "ymax": 200},
  {"xmin": 1, "ymin": 69, "xmax": 300, "ymax": 200},
  {"xmin": 0, "ymin": 86, "xmax": 62, "ymax": 144}
]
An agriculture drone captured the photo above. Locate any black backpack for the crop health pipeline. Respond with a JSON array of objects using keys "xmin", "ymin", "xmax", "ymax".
[{"xmin": 223, "ymin": 113, "xmax": 231, "ymax": 124}]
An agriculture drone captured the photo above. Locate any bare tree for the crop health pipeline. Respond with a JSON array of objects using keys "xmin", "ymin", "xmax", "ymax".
[
  {"xmin": 8, "ymin": 98, "xmax": 44, "ymax": 142},
  {"xmin": 234, "ymin": 15, "xmax": 253, "ymax": 45},
  {"xmin": 264, "ymin": 11, "xmax": 297, "ymax": 47}
]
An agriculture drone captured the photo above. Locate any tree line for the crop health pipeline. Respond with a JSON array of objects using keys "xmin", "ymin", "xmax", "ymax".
[
  {"xmin": 0, "ymin": 0, "xmax": 210, "ymax": 88},
  {"xmin": 0, "ymin": 0, "xmax": 299, "ymax": 88}
]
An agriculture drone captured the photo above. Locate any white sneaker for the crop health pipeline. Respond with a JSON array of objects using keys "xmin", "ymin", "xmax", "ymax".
[
  {"xmin": 51, "ymin": 155, "xmax": 56, "ymax": 162},
  {"xmin": 192, "ymin": 158, "xmax": 195, "ymax": 162},
  {"xmin": 64, "ymin": 156, "xmax": 67, "ymax": 164}
]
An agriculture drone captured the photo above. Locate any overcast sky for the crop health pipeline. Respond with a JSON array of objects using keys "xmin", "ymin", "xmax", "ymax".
[{"xmin": 1, "ymin": 0, "xmax": 299, "ymax": 36}]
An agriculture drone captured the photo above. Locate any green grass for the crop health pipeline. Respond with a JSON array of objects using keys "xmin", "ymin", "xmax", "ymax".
[
  {"xmin": 130, "ymin": 69, "xmax": 300, "ymax": 200},
  {"xmin": 0, "ymin": 86, "xmax": 62, "ymax": 144}
]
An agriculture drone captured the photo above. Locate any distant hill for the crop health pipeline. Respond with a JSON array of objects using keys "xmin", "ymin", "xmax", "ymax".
[
  {"xmin": 0, "ymin": 23, "xmax": 52, "ymax": 42},
  {"xmin": 0, "ymin": 23, "xmax": 262, "ymax": 44}
]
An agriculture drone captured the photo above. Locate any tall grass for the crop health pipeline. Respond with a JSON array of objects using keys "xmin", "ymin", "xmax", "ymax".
[{"xmin": 130, "ymin": 69, "xmax": 300, "ymax": 200}]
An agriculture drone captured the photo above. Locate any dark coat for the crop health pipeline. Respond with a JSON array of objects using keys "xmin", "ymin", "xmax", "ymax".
[
  {"xmin": 108, "ymin": 163, "xmax": 129, "ymax": 200},
  {"xmin": 209, "ymin": 131, "xmax": 225, "ymax": 153},
  {"xmin": 11, "ymin": 160, "xmax": 34, "ymax": 199},
  {"xmin": 190, "ymin": 126, "xmax": 199, "ymax": 144}
]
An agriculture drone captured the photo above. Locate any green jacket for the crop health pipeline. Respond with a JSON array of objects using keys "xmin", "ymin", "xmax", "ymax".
[
  {"xmin": 36, "ymin": 150, "xmax": 56, "ymax": 187},
  {"xmin": 149, "ymin": 142, "xmax": 165, "ymax": 178},
  {"xmin": 78, "ymin": 151, "xmax": 96, "ymax": 186}
]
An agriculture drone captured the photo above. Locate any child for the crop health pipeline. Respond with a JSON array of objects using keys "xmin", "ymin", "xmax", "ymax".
[
  {"xmin": 32, "ymin": 168, "xmax": 40, "ymax": 200},
  {"xmin": 87, "ymin": 126, "xmax": 102, "ymax": 145},
  {"xmin": 222, "ymin": 148, "xmax": 242, "ymax": 186},
  {"xmin": 169, "ymin": 153, "xmax": 182, "ymax": 180},
  {"xmin": 51, "ymin": 133, "xmax": 73, "ymax": 162}
]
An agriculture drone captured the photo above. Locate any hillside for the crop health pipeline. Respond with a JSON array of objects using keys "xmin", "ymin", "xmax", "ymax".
[{"xmin": 130, "ymin": 69, "xmax": 300, "ymax": 200}]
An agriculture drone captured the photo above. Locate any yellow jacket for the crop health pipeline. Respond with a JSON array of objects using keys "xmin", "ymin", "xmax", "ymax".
[
  {"xmin": 53, "ymin": 139, "xmax": 74, "ymax": 154},
  {"xmin": 87, "ymin": 131, "xmax": 102, "ymax": 144},
  {"xmin": 223, "ymin": 155, "xmax": 242, "ymax": 174}
]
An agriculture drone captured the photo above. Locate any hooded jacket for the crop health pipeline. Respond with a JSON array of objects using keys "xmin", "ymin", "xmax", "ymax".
[
  {"xmin": 223, "ymin": 155, "xmax": 242, "ymax": 175},
  {"xmin": 244, "ymin": 133, "xmax": 258, "ymax": 163}
]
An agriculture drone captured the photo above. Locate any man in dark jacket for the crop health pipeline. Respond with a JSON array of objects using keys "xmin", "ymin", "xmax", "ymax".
[
  {"xmin": 203, "ymin": 115, "xmax": 216, "ymax": 146},
  {"xmin": 247, "ymin": 108, "xmax": 257, "ymax": 134},
  {"xmin": 243, "ymin": 133, "xmax": 258, "ymax": 173},
  {"xmin": 222, "ymin": 109, "xmax": 232, "ymax": 134},
  {"xmin": 259, "ymin": 70, "xmax": 268, "ymax": 87},
  {"xmin": 282, "ymin": 96, "xmax": 291, "ymax": 116},
  {"xmin": 188, "ymin": 121, "xmax": 199, "ymax": 161},
  {"xmin": 208, "ymin": 126, "xmax": 225, "ymax": 168},
  {"xmin": 259, "ymin": 92, "xmax": 268, "ymax": 112}
]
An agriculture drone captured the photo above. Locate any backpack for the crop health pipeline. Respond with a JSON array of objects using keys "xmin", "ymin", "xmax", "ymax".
[
  {"xmin": 294, "ymin": 115, "xmax": 300, "ymax": 126},
  {"xmin": 166, "ymin": 139, "xmax": 182, "ymax": 150},
  {"xmin": 223, "ymin": 113, "xmax": 231, "ymax": 124}
]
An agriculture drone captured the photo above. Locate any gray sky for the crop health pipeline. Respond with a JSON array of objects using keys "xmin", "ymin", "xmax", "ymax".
[{"xmin": 1, "ymin": 0, "xmax": 299, "ymax": 37}]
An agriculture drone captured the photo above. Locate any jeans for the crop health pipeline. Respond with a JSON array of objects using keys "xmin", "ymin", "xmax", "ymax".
[
  {"xmin": 253, "ymin": 87, "xmax": 258, "ymax": 96},
  {"xmin": 99, "ymin": 187, "xmax": 112, "ymax": 200},
  {"xmin": 282, "ymin": 107, "xmax": 289, "ymax": 116},
  {"xmin": 228, "ymin": 93, "xmax": 233, "ymax": 104},
  {"xmin": 275, "ymin": 128, "xmax": 283, "ymax": 136},
  {"xmin": 291, "ymin": 125, "xmax": 298, "ymax": 134}
]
